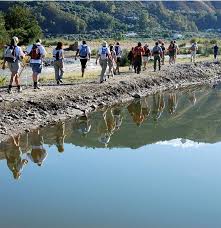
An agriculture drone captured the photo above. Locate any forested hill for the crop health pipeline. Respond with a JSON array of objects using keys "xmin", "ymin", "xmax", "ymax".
[{"xmin": 1, "ymin": 1, "xmax": 221, "ymax": 36}]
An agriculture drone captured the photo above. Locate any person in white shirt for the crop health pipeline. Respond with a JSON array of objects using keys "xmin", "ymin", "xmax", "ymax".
[
  {"xmin": 75, "ymin": 40, "xmax": 91, "ymax": 77},
  {"xmin": 53, "ymin": 42, "xmax": 64, "ymax": 85},
  {"xmin": 26, "ymin": 39, "xmax": 47, "ymax": 89},
  {"xmin": 190, "ymin": 42, "xmax": 198, "ymax": 63},
  {"xmin": 2, "ymin": 36, "xmax": 25, "ymax": 93},
  {"xmin": 96, "ymin": 41, "xmax": 111, "ymax": 83}
]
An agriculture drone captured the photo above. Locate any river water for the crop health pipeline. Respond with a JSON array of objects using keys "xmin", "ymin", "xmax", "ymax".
[{"xmin": 1, "ymin": 86, "xmax": 221, "ymax": 227}]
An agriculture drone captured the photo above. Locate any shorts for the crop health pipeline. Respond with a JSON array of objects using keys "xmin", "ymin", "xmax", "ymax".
[
  {"xmin": 116, "ymin": 57, "xmax": 121, "ymax": 63},
  {"xmin": 30, "ymin": 63, "xmax": 42, "ymax": 74},
  {"xmin": 169, "ymin": 51, "xmax": 175, "ymax": 57},
  {"xmin": 8, "ymin": 61, "xmax": 20, "ymax": 74},
  {"xmin": 80, "ymin": 59, "xmax": 88, "ymax": 69},
  {"xmin": 143, "ymin": 56, "xmax": 149, "ymax": 62}
]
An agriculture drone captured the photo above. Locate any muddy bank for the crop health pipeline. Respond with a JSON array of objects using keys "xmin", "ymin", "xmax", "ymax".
[{"xmin": 0, "ymin": 61, "xmax": 221, "ymax": 143}]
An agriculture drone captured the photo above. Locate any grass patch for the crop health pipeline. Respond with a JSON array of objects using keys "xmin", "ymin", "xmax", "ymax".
[{"xmin": 0, "ymin": 76, "xmax": 7, "ymax": 86}]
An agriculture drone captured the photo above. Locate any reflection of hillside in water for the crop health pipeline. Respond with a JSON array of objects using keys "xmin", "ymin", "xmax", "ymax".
[{"xmin": 1, "ymin": 86, "xmax": 221, "ymax": 159}]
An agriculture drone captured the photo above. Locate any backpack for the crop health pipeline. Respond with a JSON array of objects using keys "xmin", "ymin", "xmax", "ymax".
[
  {"xmin": 4, "ymin": 45, "xmax": 17, "ymax": 63},
  {"xmin": 29, "ymin": 44, "xmax": 41, "ymax": 60},
  {"xmin": 144, "ymin": 47, "xmax": 150, "ymax": 56},
  {"xmin": 115, "ymin": 46, "xmax": 120, "ymax": 56},
  {"xmin": 152, "ymin": 46, "xmax": 160, "ymax": 55},
  {"xmin": 100, "ymin": 47, "xmax": 108, "ymax": 60},
  {"xmin": 168, "ymin": 44, "xmax": 175, "ymax": 52},
  {"xmin": 191, "ymin": 44, "xmax": 197, "ymax": 51},
  {"xmin": 55, "ymin": 50, "xmax": 60, "ymax": 60},
  {"xmin": 79, "ymin": 45, "xmax": 88, "ymax": 58}
]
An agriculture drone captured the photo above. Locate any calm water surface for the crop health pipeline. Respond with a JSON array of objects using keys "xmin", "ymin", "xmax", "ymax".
[{"xmin": 1, "ymin": 86, "xmax": 221, "ymax": 228}]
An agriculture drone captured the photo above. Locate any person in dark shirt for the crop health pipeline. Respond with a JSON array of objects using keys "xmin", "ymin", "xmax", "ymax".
[{"xmin": 213, "ymin": 44, "xmax": 219, "ymax": 61}]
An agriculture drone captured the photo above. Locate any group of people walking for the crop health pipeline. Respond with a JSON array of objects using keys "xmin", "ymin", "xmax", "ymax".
[{"xmin": 1, "ymin": 36, "xmax": 219, "ymax": 93}]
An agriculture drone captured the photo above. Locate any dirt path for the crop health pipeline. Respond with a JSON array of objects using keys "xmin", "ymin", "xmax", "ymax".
[{"xmin": 0, "ymin": 61, "xmax": 221, "ymax": 143}]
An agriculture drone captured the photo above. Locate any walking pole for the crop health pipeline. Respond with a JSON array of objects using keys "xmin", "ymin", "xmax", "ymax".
[{"xmin": 17, "ymin": 63, "xmax": 27, "ymax": 88}]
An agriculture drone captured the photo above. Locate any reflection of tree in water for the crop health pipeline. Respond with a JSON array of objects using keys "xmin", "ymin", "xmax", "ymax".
[
  {"xmin": 127, "ymin": 98, "xmax": 150, "ymax": 127},
  {"xmin": 152, "ymin": 93, "xmax": 165, "ymax": 121},
  {"xmin": 55, "ymin": 121, "xmax": 66, "ymax": 153},
  {"xmin": 168, "ymin": 93, "xmax": 178, "ymax": 114},
  {"xmin": 187, "ymin": 91, "xmax": 196, "ymax": 105},
  {"xmin": 4, "ymin": 135, "xmax": 28, "ymax": 180},
  {"xmin": 27, "ymin": 130, "xmax": 47, "ymax": 167}
]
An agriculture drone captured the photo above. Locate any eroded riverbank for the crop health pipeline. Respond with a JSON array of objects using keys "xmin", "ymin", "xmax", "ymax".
[{"xmin": 0, "ymin": 61, "xmax": 221, "ymax": 143}]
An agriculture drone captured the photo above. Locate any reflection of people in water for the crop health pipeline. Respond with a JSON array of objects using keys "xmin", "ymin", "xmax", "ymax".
[
  {"xmin": 187, "ymin": 91, "xmax": 196, "ymax": 105},
  {"xmin": 168, "ymin": 93, "xmax": 178, "ymax": 114},
  {"xmin": 112, "ymin": 107, "xmax": 123, "ymax": 131},
  {"xmin": 127, "ymin": 98, "xmax": 149, "ymax": 126},
  {"xmin": 27, "ymin": 129, "xmax": 47, "ymax": 167},
  {"xmin": 76, "ymin": 114, "xmax": 91, "ymax": 136},
  {"xmin": 5, "ymin": 135, "xmax": 28, "ymax": 180},
  {"xmin": 97, "ymin": 108, "xmax": 116, "ymax": 146},
  {"xmin": 55, "ymin": 121, "xmax": 66, "ymax": 153},
  {"xmin": 141, "ymin": 98, "xmax": 151, "ymax": 120},
  {"xmin": 152, "ymin": 93, "xmax": 165, "ymax": 121}
]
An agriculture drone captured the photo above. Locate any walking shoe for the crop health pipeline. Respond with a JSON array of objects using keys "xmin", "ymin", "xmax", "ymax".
[
  {"xmin": 7, "ymin": 85, "xmax": 12, "ymax": 94},
  {"xmin": 59, "ymin": 79, "xmax": 63, "ymax": 83},
  {"xmin": 17, "ymin": 86, "xmax": 22, "ymax": 93},
  {"xmin": 57, "ymin": 80, "xmax": 60, "ymax": 85},
  {"xmin": 34, "ymin": 85, "xmax": 41, "ymax": 90}
]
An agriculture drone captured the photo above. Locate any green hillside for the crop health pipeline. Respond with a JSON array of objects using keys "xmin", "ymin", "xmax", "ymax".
[{"xmin": 1, "ymin": 1, "xmax": 221, "ymax": 43}]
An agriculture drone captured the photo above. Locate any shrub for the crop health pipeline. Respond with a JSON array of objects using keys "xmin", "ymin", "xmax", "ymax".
[
  {"xmin": 120, "ymin": 49, "xmax": 130, "ymax": 67},
  {"xmin": 179, "ymin": 42, "xmax": 186, "ymax": 48},
  {"xmin": 210, "ymin": 39, "xmax": 218, "ymax": 45},
  {"xmin": 0, "ymin": 76, "xmax": 7, "ymax": 86},
  {"xmin": 91, "ymin": 48, "xmax": 98, "ymax": 56}
]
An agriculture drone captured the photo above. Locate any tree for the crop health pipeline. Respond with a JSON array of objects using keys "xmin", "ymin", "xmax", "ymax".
[
  {"xmin": 0, "ymin": 12, "xmax": 8, "ymax": 47},
  {"xmin": 4, "ymin": 5, "xmax": 42, "ymax": 44}
]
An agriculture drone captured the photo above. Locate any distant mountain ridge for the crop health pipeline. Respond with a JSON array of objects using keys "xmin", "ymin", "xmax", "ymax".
[{"xmin": 1, "ymin": 1, "xmax": 221, "ymax": 35}]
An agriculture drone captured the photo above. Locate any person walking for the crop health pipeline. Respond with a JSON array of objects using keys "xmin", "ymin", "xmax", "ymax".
[
  {"xmin": 75, "ymin": 40, "xmax": 91, "ymax": 77},
  {"xmin": 27, "ymin": 129, "xmax": 47, "ymax": 167},
  {"xmin": 143, "ymin": 44, "xmax": 151, "ymax": 70},
  {"xmin": 53, "ymin": 42, "xmax": 64, "ymax": 85},
  {"xmin": 168, "ymin": 41, "xmax": 175, "ymax": 65},
  {"xmin": 190, "ymin": 42, "xmax": 198, "ymax": 63},
  {"xmin": 5, "ymin": 135, "xmax": 28, "ymax": 180},
  {"xmin": 152, "ymin": 42, "xmax": 162, "ymax": 72},
  {"xmin": 213, "ymin": 44, "xmax": 219, "ymax": 62},
  {"xmin": 96, "ymin": 41, "xmax": 111, "ymax": 83},
  {"xmin": 114, "ymin": 42, "xmax": 122, "ymax": 75},
  {"xmin": 108, "ymin": 45, "xmax": 117, "ymax": 78},
  {"xmin": 2, "ymin": 36, "xmax": 25, "ymax": 94},
  {"xmin": 133, "ymin": 42, "xmax": 144, "ymax": 74},
  {"xmin": 26, "ymin": 39, "xmax": 47, "ymax": 90},
  {"xmin": 160, "ymin": 43, "xmax": 166, "ymax": 65}
]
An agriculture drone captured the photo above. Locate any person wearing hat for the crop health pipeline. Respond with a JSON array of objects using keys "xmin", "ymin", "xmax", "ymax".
[
  {"xmin": 26, "ymin": 39, "xmax": 47, "ymax": 89},
  {"xmin": 5, "ymin": 135, "xmax": 28, "ymax": 180},
  {"xmin": 2, "ymin": 36, "xmax": 25, "ymax": 93},
  {"xmin": 27, "ymin": 129, "xmax": 47, "ymax": 167},
  {"xmin": 96, "ymin": 41, "xmax": 111, "ymax": 83}
]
